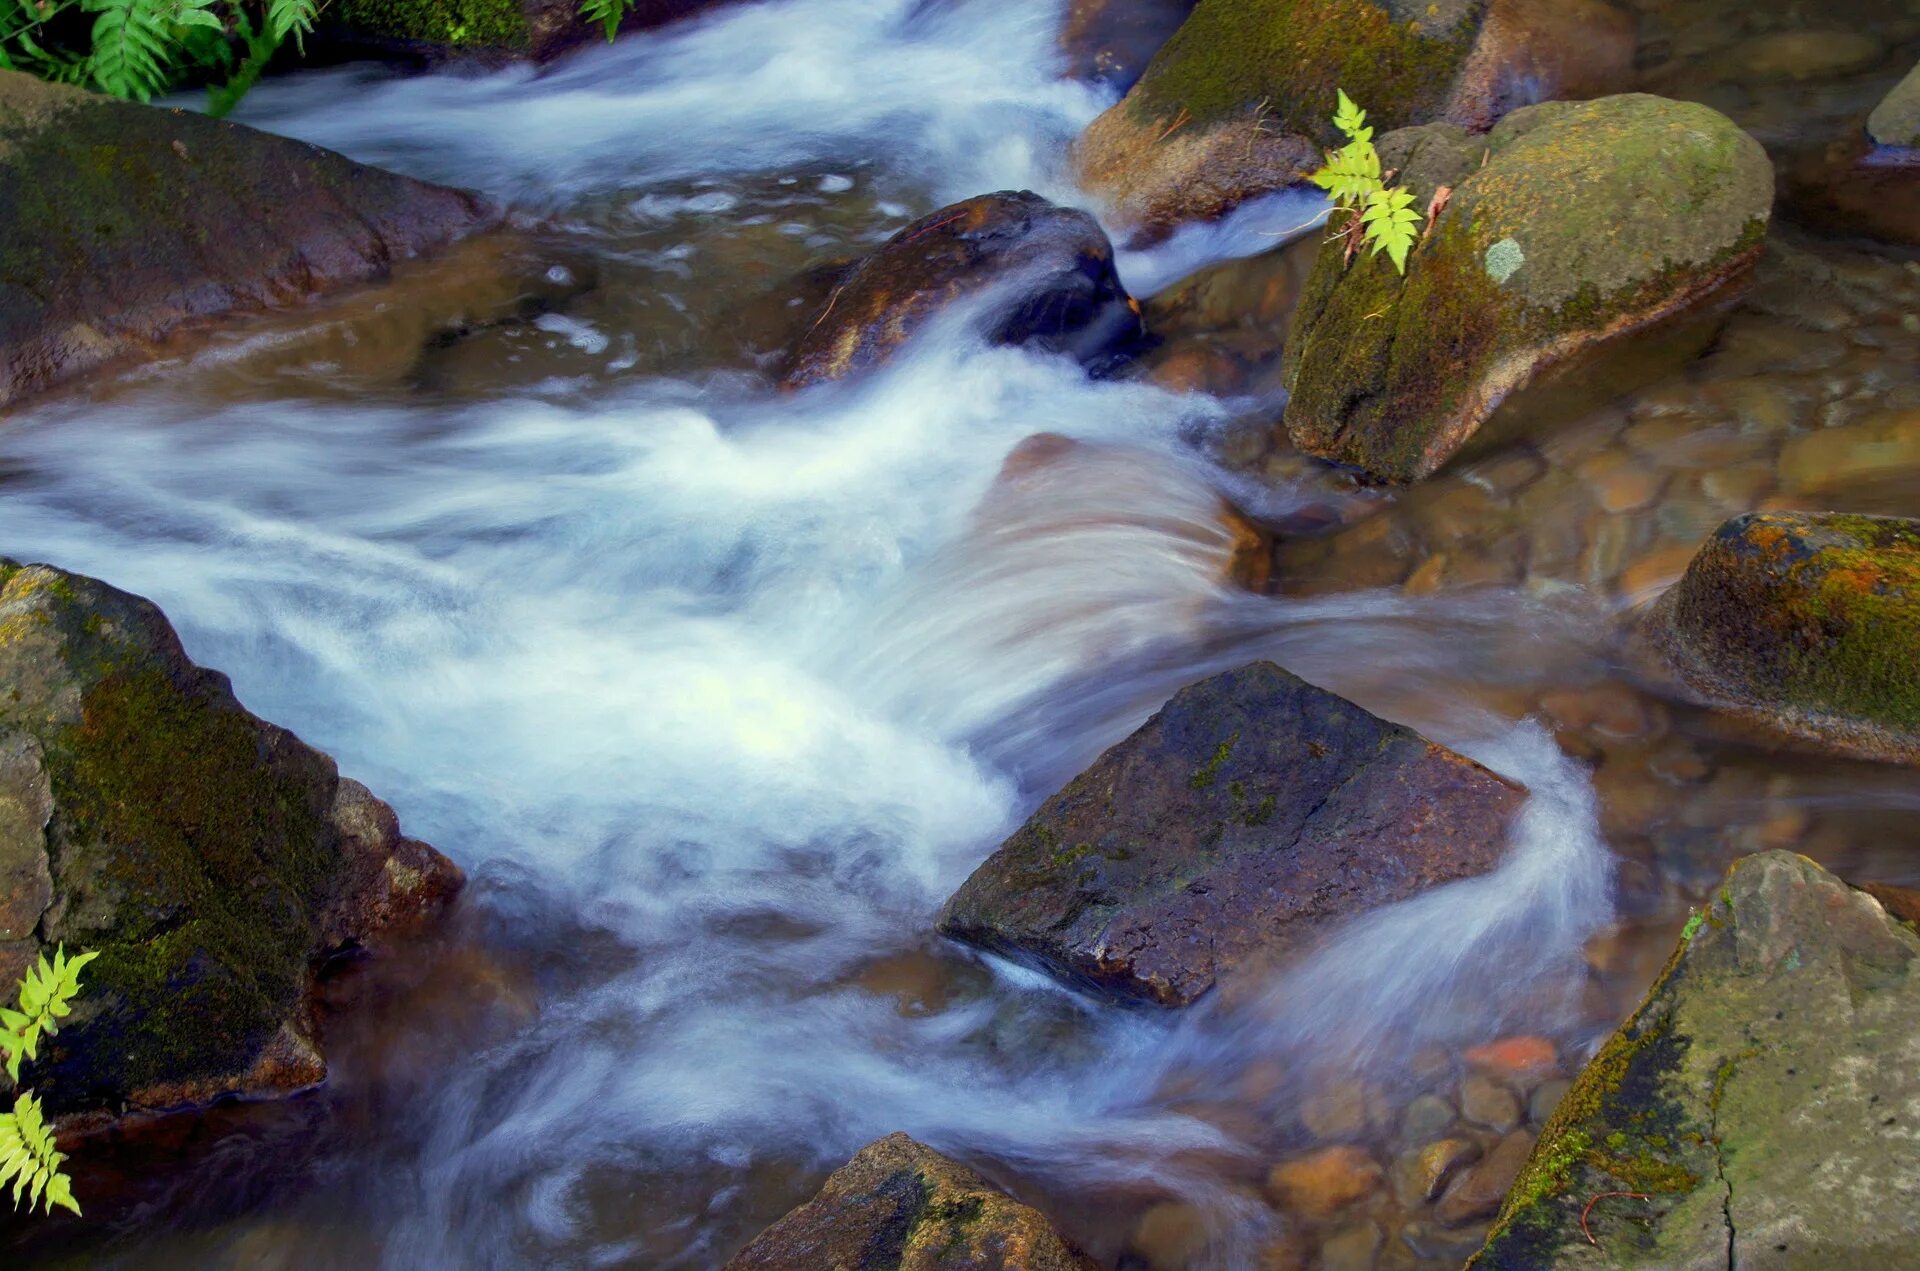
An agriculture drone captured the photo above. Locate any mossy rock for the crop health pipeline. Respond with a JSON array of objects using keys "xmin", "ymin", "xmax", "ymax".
[
  {"xmin": 0, "ymin": 562, "xmax": 460, "ymax": 1116},
  {"xmin": 317, "ymin": 0, "xmax": 725, "ymax": 60},
  {"xmin": 1646, "ymin": 511, "xmax": 1920, "ymax": 765},
  {"xmin": 1281, "ymin": 94, "xmax": 1772, "ymax": 482},
  {"xmin": 725, "ymin": 1132, "xmax": 1096, "ymax": 1270},
  {"xmin": 1072, "ymin": 0, "xmax": 1634, "ymax": 241},
  {"xmin": 0, "ymin": 71, "xmax": 491, "ymax": 411},
  {"xmin": 1471, "ymin": 851, "xmax": 1920, "ymax": 1267}
]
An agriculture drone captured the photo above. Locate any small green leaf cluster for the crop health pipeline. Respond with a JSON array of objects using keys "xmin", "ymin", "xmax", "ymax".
[
  {"xmin": 578, "ymin": 0, "xmax": 630, "ymax": 41},
  {"xmin": 0, "ymin": 946, "xmax": 96, "ymax": 1218},
  {"xmin": 1309, "ymin": 89, "xmax": 1422, "ymax": 275},
  {"xmin": 0, "ymin": 0, "xmax": 319, "ymax": 111}
]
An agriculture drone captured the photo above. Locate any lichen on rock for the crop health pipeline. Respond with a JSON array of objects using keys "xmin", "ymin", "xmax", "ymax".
[{"xmin": 1280, "ymin": 94, "xmax": 1773, "ymax": 483}]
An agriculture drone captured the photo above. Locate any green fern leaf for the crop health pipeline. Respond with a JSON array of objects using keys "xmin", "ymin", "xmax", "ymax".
[
  {"xmin": 266, "ymin": 0, "xmax": 316, "ymax": 48},
  {"xmin": 0, "ymin": 1092, "xmax": 76, "ymax": 1215},
  {"xmin": 2, "ymin": 947, "xmax": 95, "ymax": 1084},
  {"xmin": 1361, "ymin": 185, "xmax": 1421, "ymax": 274},
  {"xmin": 1332, "ymin": 87, "xmax": 1366, "ymax": 141},
  {"xmin": 578, "ymin": 0, "xmax": 627, "ymax": 41},
  {"xmin": 81, "ymin": 0, "xmax": 174, "ymax": 100}
]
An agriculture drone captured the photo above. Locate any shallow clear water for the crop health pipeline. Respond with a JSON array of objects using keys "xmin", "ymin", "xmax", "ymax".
[{"xmin": 6, "ymin": 0, "xmax": 1920, "ymax": 1267}]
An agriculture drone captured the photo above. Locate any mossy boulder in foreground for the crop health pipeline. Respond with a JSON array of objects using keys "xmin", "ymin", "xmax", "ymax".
[
  {"xmin": 725, "ymin": 1133, "xmax": 1096, "ymax": 1270},
  {"xmin": 1073, "ymin": 0, "xmax": 1634, "ymax": 241},
  {"xmin": 1471, "ymin": 851, "xmax": 1920, "ymax": 1268},
  {"xmin": 938, "ymin": 661, "xmax": 1524, "ymax": 1006},
  {"xmin": 781, "ymin": 191, "xmax": 1140, "ymax": 389},
  {"xmin": 0, "ymin": 562, "xmax": 461, "ymax": 1117},
  {"xmin": 1647, "ymin": 511, "xmax": 1920, "ymax": 765},
  {"xmin": 1282, "ymin": 95, "xmax": 1772, "ymax": 483},
  {"xmin": 0, "ymin": 71, "xmax": 491, "ymax": 411}
]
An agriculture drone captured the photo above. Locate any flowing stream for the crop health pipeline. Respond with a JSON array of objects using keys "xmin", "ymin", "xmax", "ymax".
[{"xmin": 6, "ymin": 0, "xmax": 1920, "ymax": 1267}]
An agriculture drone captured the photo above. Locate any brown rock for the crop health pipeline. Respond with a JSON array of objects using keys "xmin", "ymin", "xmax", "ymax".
[
  {"xmin": 1435, "ymin": 1130, "xmax": 1533, "ymax": 1225},
  {"xmin": 1863, "ymin": 881, "xmax": 1920, "ymax": 928},
  {"xmin": 781, "ymin": 191, "xmax": 1138, "ymax": 388},
  {"xmin": 1783, "ymin": 133, "xmax": 1920, "ymax": 248},
  {"xmin": 1266, "ymin": 1145, "xmax": 1383, "ymax": 1219},
  {"xmin": 938, "ymin": 661, "xmax": 1525, "ymax": 1005},
  {"xmin": 1444, "ymin": 0, "xmax": 1635, "ymax": 132},
  {"xmin": 1058, "ymin": 0, "xmax": 1195, "ymax": 90},
  {"xmin": 0, "ymin": 71, "xmax": 491, "ymax": 411},
  {"xmin": 1392, "ymin": 1137, "xmax": 1482, "ymax": 1206},
  {"xmin": 1459, "ymin": 1073, "xmax": 1523, "ymax": 1132},
  {"xmin": 1462, "ymin": 1035, "xmax": 1561, "ymax": 1087},
  {"xmin": 1129, "ymin": 1200, "xmax": 1212, "ymax": 1270},
  {"xmin": 725, "ymin": 1133, "xmax": 1095, "ymax": 1270}
]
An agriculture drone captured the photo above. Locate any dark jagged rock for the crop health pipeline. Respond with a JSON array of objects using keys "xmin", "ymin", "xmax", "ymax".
[
  {"xmin": 1072, "ymin": 0, "xmax": 1634, "ymax": 243},
  {"xmin": 1646, "ymin": 511, "xmax": 1920, "ymax": 765},
  {"xmin": 0, "ymin": 71, "xmax": 492, "ymax": 411},
  {"xmin": 725, "ymin": 1133, "xmax": 1096, "ymax": 1270},
  {"xmin": 1281, "ymin": 95, "xmax": 1772, "ymax": 483},
  {"xmin": 780, "ymin": 191, "xmax": 1140, "ymax": 389},
  {"xmin": 1472, "ymin": 851, "xmax": 1920, "ymax": 1268},
  {"xmin": 1058, "ymin": 0, "xmax": 1196, "ymax": 91},
  {"xmin": 938, "ymin": 662, "xmax": 1524, "ymax": 1006},
  {"xmin": 0, "ymin": 562, "xmax": 460, "ymax": 1117}
]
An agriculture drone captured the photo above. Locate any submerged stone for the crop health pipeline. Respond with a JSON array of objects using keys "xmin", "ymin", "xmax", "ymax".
[
  {"xmin": 780, "ymin": 191, "xmax": 1140, "ymax": 389},
  {"xmin": 1646, "ymin": 511, "xmax": 1920, "ymax": 765},
  {"xmin": 1471, "ymin": 851, "xmax": 1920, "ymax": 1267},
  {"xmin": 0, "ymin": 71, "xmax": 491, "ymax": 411},
  {"xmin": 1071, "ymin": 0, "xmax": 1633, "ymax": 242},
  {"xmin": 0, "ymin": 561, "xmax": 461, "ymax": 1116},
  {"xmin": 937, "ymin": 661, "xmax": 1524, "ymax": 1006},
  {"xmin": 724, "ymin": 1132, "xmax": 1095, "ymax": 1270},
  {"xmin": 1869, "ymin": 61, "xmax": 1920, "ymax": 147},
  {"xmin": 1281, "ymin": 95, "xmax": 1772, "ymax": 482}
]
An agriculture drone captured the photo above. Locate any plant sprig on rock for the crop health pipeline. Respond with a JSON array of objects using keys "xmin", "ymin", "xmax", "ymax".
[
  {"xmin": 0, "ymin": 946, "xmax": 96, "ymax": 1218},
  {"xmin": 1310, "ymin": 89, "xmax": 1421, "ymax": 275}
]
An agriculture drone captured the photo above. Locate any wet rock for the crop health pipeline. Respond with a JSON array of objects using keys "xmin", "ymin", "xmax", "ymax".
[
  {"xmin": 780, "ymin": 191, "xmax": 1139, "ymax": 388},
  {"xmin": 1782, "ymin": 132, "xmax": 1920, "ymax": 248},
  {"xmin": 1459, "ymin": 1074, "xmax": 1523, "ymax": 1132},
  {"xmin": 1470, "ymin": 851, "xmax": 1920, "ymax": 1267},
  {"xmin": 1319, "ymin": 1219, "xmax": 1384, "ymax": 1271},
  {"xmin": 937, "ymin": 661, "xmax": 1525, "ymax": 1006},
  {"xmin": 1434, "ymin": 1130, "xmax": 1531, "ymax": 1226},
  {"xmin": 1282, "ymin": 95, "xmax": 1772, "ymax": 482},
  {"xmin": 0, "ymin": 562, "xmax": 461, "ymax": 1117},
  {"xmin": 1058, "ymin": 0, "xmax": 1196, "ymax": 91},
  {"xmin": 1266, "ymin": 1145, "xmax": 1383, "ymax": 1219},
  {"xmin": 1869, "ymin": 61, "xmax": 1920, "ymax": 147},
  {"xmin": 1646, "ymin": 511, "xmax": 1920, "ymax": 764},
  {"xmin": 1072, "ymin": 0, "xmax": 1633, "ymax": 242},
  {"xmin": 1300, "ymin": 1076, "xmax": 1393, "ymax": 1141},
  {"xmin": 1863, "ymin": 880, "xmax": 1920, "ymax": 928},
  {"xmin": 1128, "ymin": 1199, "xmax": 1212, "ymax": 1270},
  {"xmin": 1725, "ymin": 30, "xmax": 1884, "ymax": 82},
  {"xmin": 1525, "ymin": 1077, "xmax": 1569, "ymax": 1126},
  {"xmin": 1462, "ymin": 1035, "xmax": 1560, "ymax": 1087},
  {"xmin": 1396, "ymin": 1093, "xmax": 1457, "ymax": 1144},
  {"xmin": 0, "ymin": 71, "xmax": 492, "ymax": 411},
  {"xmin": 1391, "ymin": 1137, "xmax": 1480, "ymax": 1206},
  {"xmin": 724, "ymin": 1133, "xmax": 1095, "ymax": 1270},
  {"xmin": 1779, "ymin": 407, "xmax": 1920, "ymax": 494},
  {"xmin": 318, "ymin": 0, "xmax": 724, "ymax": 63}
]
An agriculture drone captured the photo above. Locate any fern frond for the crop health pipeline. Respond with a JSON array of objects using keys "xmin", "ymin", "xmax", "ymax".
[
  {"xmin": 80, "ymin": 0, "xmax": 175, "ymax": 100},
  {"xmin": 578, "ymin": 0, "xmax": 628, "ymax": 41},
  {"xmin": 1360, "ymin": 185, "xmax": 1421, "ymax": 274},
  {"xmin": 266, "ymin": 0, "xmax": 317, "ymax": 49},
  {"xmin": 1332, "ymin": 87, "xmax": 1366, "ymax": 141},
  {"xmin": 0, "ymin": 1093, "xmax": 77, "ymax": 1215},
  {"xmin": 1, "ymin": 947, "xmax": 97, "ymax": 1085},
  {"xmin": 1310, "ymin": 137, "xmax": 1380, "ymax": 210}
]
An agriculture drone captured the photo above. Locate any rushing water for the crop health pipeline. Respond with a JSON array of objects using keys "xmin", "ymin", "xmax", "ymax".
[{"xmin": 6, "ymin": 0, "xmax": 1920, "ymax": 1267}]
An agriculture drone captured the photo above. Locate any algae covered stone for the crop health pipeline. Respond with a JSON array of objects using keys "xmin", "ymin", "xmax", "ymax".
[
  {"xmin": 1072, "ymin": 0, "xmax": 1632, "ymax": 241},
  {"xmin": 1281, "ymin": 94, "xmax": 1772, "ymax": 482},
  {"xmin": 1471, "ymin": 851, "xmax": 1920, "ymax": 1268},
  {"xmin": 0, "ymin": 71, "xmax": 490, "ymax": 410},
  {"xmin": 725, "ymin": 1132, "xmax": 1096, "ymax": 1270},
  {"xmin": 938, "ymin": 661, "xmax": 1524, "ymax": 1006},
  {"xmin": 0, "ymin": 561, "xmax": 461, "ymax": 1115},
  {"xmin": 1868, "ymin": 60, "xmax": 1920, "ymax": 148},
  {"xmin": 1647, "ymin": 511, "xmax": 1920, "ymax": 765}
]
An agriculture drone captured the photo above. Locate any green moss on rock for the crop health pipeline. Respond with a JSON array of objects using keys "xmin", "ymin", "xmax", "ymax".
[
  {"xmin": 327, "ymin": 0, "xmax": 532, "ymax": 49},
  {"xmin": 1650, "ymin": 511, "xmax": 1920, "ymax": 763},
  {"xmin": 1281, "ymin": 95, "xmax": 1773, "ymax": 482}
]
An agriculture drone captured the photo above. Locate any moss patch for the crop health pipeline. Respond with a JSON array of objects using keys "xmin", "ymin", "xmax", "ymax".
[{"xmin": 328, "ymin": 0, "xmax": 532, "ymax": 49}]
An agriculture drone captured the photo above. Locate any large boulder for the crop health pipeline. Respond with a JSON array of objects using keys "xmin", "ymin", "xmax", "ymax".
[
  {"xmin": 1280, "ymin": 95, "xmax": 1773, "ymax": 483},
  {"xmin": 317, "ymin": 0, "xmax": 726, "ymax": 62},
  {"xmin": 1072, "ymin": 0, "xmax": 1634, "ymax": 243},
  {"xmin": 780, "ymin": 191, "xmax": 1140, "ymax": 389},
  {"xmin": 1646, "ymin": 511, "xmax": 1920, "ymax": 765},
  {"xmin": 0, "ymin": 71, "xmax": 491, "ymax": 411},
  {"xmin": 1471, "ymin": 851, "xmax": 1920, "ymax": 1268},
  {"xmin": 725, "ymin": 1133, "xmax": 1096, "ymax": 1270},
  {"xmin": 937, "ymin": 661, "xmax": 1524, "ymax": 1006},
  {"xmin": 0, "ymin": 562, "xmax": 460, "ymax": 1117}
]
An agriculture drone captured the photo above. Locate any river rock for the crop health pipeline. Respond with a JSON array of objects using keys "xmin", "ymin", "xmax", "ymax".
[
  {"xmin": 1782, "ymin": 132, "xmax": 1920, "ymax": 248},
  {"xmin": 1470, "ymin": 851, "xmax": 1920, "ymax": 1267},
  {"xmin": 1869, "ymin": 61, "xmax": 1920, "ymax": 147},
  {"xmin": 318, "ymin": 0, "xmax": 722, "ymax": 62},
  {"xmin": 780, "ymin": 191, "xmax": 1140, "ymax": 389},
  {"xmin": 0, "ymin": 562, "xmax": 461, "ymax": 1116},
  {"xmin": 724, "ymin": 1132, "xmax": 1095, "ymax": 1270},
  {"xmin": 1071, "ymin": 0, "xmax": 1634, "ymax": 242},
  {"xmin": 1058, "ymin": 0, "xmax": 1195, "ymax": 91},
  {"xmin": 1646, "ymin": 511, "xmax": 1920, "ymax": 765},
  {"xmin": 1281, "ymin": 95, "xmax": 1772, "ymax": 482},
  {"xmin": 0, "ymin": 71, "xmax": 490, "ymax": 412},
  {"xmin": 937, "ymin": 661, "xmax": 1524, "ymax": 1006}
]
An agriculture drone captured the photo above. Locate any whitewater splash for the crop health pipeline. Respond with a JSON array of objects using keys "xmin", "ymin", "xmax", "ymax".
[{"xmin": 12, "ymin": 0, "xmax": 1610, "ymax": 1265}]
